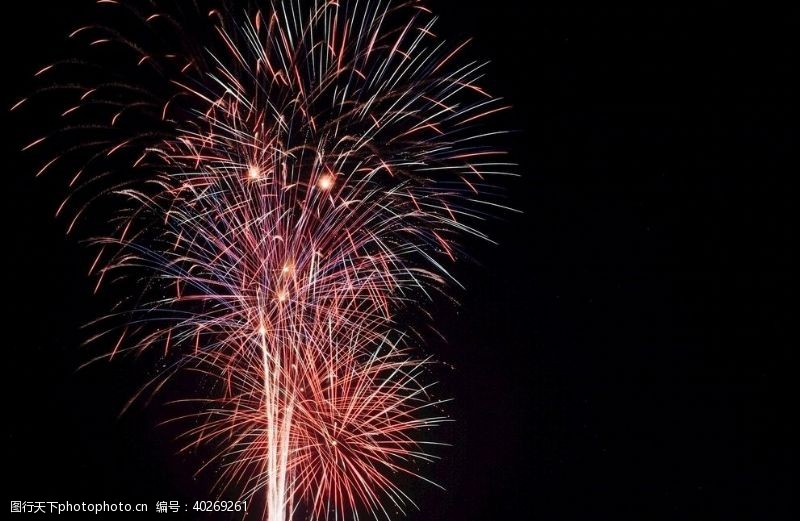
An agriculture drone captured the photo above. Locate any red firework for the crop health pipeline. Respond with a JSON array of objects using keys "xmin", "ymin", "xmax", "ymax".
[{"xmin": 17, "ymin": 1, "xmax": 512, "ymax": 519}]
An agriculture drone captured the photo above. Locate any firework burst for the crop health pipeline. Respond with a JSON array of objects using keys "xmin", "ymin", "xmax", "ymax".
[{"xmin": 17, "ymin": 0, "xmax": 513, "ymax": 519}]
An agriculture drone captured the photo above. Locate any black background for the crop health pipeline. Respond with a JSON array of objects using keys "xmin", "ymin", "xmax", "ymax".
[{"xmin": 2, "ymin": 1, "xmax": 794, "ymax": 520}]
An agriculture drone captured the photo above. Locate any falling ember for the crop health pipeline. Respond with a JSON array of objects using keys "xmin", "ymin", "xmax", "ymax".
[{"xmin": 20, "ymin": 0, "xmax": 515, "ymax": 520}]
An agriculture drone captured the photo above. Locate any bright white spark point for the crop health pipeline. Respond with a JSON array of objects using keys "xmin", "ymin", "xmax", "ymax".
[{"xmin": 318, "ymin": 174, "xmax": 335, "ymax": 190}]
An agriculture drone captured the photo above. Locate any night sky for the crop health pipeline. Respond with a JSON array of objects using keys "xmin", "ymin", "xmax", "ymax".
[{"xmin": 3, "ymin": 2, "xmax": 794, "ymax": 520}]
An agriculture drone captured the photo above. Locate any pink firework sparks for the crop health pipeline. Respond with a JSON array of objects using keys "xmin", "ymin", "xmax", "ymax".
[{"xmin": 18, "ymin": 0, "xmax": 514, "ymax": 519}]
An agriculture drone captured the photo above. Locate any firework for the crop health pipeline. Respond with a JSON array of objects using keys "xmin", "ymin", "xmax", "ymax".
[{"xmin": 18, "ymin": 0, "xmax": 513, "ymax": 519}]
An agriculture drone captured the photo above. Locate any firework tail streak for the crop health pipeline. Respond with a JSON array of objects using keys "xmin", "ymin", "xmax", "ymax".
[{"xmin": 16, "ymin": 0, "xmax": 515, "ymax": 519}]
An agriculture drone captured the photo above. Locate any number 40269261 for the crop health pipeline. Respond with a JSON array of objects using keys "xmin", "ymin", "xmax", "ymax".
[{"xmin": 192, "ymin": 500, "xmax": 247, "ymax": 512}]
